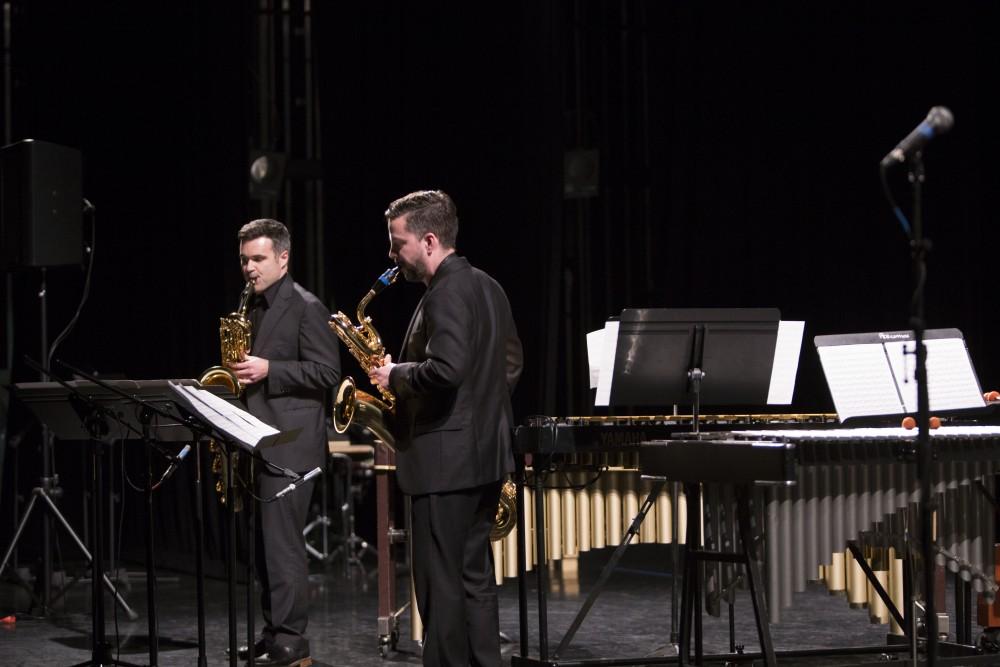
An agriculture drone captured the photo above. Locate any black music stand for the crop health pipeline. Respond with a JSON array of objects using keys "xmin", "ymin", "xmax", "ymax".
[
  {"xmin": 619, "ymin": 309, "xmax": 782, "ymax": 666},
  {"xmin": 814, "ymin": 328, "xmax": 990, "ymax": 657},
  {"xmin": 9, "ymin": 376, "xmax": 234, "ymax": 667},
  {"xmin": 168, "ymin": 380, "xmax": 309, "ymax": 667},
  {"xmin": 519, "ymin": 308, "xmax": 792, "ymax": 667},
  {"xmin": 9, "ymin": 379, "xmax": 149, "ymax": 667},
  {"xmin": 814, "ymin": 327, "xmax": 988, "ymax": 423},
  {"xmin": 604, "ymin": 308, "xmax": 782, "ymax": 430}
]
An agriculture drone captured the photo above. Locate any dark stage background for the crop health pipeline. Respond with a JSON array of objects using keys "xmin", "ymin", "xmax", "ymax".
[{"xmin": 2, "ymin": 2, "xmax": 999, "ymax": 571}]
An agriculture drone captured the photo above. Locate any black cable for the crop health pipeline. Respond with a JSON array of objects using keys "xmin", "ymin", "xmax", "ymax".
[
  {"xmin": 880, "ymin": 163, "xmax": 912, "ymax": 238},
  {"xmin": 46, "ymin": 199, "xmax": 96, "ymax": 372},
  {"xmin": 45, "ymin": 200, "xmax": 97, "ymax": 479}
]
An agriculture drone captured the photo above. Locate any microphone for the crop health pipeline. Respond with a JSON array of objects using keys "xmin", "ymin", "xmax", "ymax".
[
  {"xmin": 154, "ymin": 444, "xmax": 192, "ymax": 489},
  {"xmin": 881, "ymin": 106, "xmax": 954, "ymax": 167},
  {"xmin": 273, "ymin": 466, "xmax": 322, "ymax": 500}
]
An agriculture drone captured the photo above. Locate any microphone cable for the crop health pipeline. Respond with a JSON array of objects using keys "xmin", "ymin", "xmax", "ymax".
[
  {"xmin": 879, "ymin": 162, "xmax": 912, "ymax": 238},
  {"xmin": 47, "ymin": 198, "xmax": 97, "ymax": 372}
]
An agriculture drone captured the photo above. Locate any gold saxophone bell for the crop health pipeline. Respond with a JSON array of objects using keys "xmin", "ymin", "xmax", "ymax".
[
  {"xmin": 333, "ymin": 376, "xmax": 396, "ymax": 448},
  {"xmin": 198, "ymin": 279, "xmax": 255, "ymax": 511},
  {"xmin": 491, "ymin": 479, "xmax": 518, "ymax": 542}
]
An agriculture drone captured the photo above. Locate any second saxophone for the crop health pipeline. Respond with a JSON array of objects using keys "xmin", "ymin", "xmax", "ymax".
[{"xmin": 329, "ymin": 267, "xmax": 400, "ymax": 449}]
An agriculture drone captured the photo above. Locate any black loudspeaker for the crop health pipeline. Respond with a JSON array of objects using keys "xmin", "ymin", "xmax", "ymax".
[{"xmin": 1, "ymin": 139, "xmax": 83, "ymax": 269}]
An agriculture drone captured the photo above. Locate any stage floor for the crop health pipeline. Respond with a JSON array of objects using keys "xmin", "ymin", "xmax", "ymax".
[{"xmin": 0, "ymin": 544, "xmax": 971, "ymax": 666}]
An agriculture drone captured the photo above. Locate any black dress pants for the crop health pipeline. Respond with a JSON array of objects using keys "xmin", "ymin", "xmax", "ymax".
[
  {"xmin": 255, "ymin": 470, "xmax": 316, "ymax": 651},
  {"xmin": 411, "ymin": 480, "xmax": 504, "ymax": 667}
]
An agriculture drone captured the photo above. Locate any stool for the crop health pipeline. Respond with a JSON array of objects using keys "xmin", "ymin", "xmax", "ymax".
[{"xmin": 326, "ymin": 440, "xmax": 376, "ymax": 578}]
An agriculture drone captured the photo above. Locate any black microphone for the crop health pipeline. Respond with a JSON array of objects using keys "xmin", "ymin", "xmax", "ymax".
[
  {"xmin": 273, "ymin": 466, "xmax": 322, "ymax": 500},
  {"xmin": 159, "ymin": 444, "xmax": 192, "ymax": 484},
  {"xmin": 881, "ymin": 106, "xmax": 954, "ymax": 167}
]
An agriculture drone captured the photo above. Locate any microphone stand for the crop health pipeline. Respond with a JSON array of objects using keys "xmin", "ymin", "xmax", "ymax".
[{"xmin": 906, "ymin": 152, "xmax": 938, "ymax": 665}]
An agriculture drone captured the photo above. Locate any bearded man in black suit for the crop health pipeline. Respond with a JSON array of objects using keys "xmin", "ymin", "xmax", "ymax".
[
  {"xmin": 228, "ymin": 218, "xmax": 340, "ymax": 667},
  {"xmin": 369, "ymin": 190, "xmax": 523, "ymax": 667}
]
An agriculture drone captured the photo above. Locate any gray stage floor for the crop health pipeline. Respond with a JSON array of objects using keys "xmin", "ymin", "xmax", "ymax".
[{"xmin": 0, "ymin": 544, "xmax": 985, "ymax": 666}]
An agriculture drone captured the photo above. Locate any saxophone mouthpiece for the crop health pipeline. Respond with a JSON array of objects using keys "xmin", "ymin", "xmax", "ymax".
[{"xmin": 371, "ymin": 266, "xmax": 400, "ymax": 295}]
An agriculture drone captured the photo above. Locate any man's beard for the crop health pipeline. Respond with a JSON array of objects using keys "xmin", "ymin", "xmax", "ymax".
[{"xmin": 399, "ymin": 261, "xmax": 424, "ymax": 283}]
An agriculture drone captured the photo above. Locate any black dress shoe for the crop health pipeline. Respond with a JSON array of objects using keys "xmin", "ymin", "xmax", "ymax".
[
  {"xmin": 255, "ymin": 642, "xmax": 312, "ymax": 667},
  {"xmin": 227, "ymin": 637, "xmax": 269, "ymax": 660}
]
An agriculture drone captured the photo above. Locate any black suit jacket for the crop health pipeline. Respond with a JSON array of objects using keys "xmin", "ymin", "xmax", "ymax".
[
  {"xmin": 243, "ymin": 275, "xmax": 341, "ymax": 471},
  {"xmin": 389, "ymin": 255, "xmax": 522, "ymax": 496}
]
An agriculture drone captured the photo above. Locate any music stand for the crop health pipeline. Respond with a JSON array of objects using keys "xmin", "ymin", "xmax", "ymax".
[
  {"xmin": 167, "ymin": 381, "xmax": 308, "ymax": 667},
  {"xmin": 813, "ymin": 327, "xmax": 988, "ymax": 423},
  {"xmin": 8, "ymin": 376, "xmax": 231, "ymax": 667},
  {"xmin": 8, "ymin": 379, "xmax": 151, "ymax": 667},
  {"xmin": 601, "ymin": 308, "xmax": 782, "ymax": 429},
  {"xmin": 543, "ymin": 308, "xmax": 790, "ymax": 666}
]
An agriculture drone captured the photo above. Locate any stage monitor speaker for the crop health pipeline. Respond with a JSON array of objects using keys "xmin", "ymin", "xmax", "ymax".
[{"xmin": 1, "ymin": 139, "xmax": 83, "ymax": 269}]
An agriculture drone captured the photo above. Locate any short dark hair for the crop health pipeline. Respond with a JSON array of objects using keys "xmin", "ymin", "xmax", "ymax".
[
  {"xmin": 384, "ymin": 190, "xmax": 458, "ymax": 249},
  {"xmin": 238, "ymin": 218, "xmax": 291, "ymax": 256}
]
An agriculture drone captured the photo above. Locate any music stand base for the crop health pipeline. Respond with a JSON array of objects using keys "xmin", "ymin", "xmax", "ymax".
[
  {"xmin": 0, "ymin": 486, "xmax": 136, "ymax": 620},
  {"xmin": 68, "ymin": 639, "xmax": 144, "ymax": 667}
]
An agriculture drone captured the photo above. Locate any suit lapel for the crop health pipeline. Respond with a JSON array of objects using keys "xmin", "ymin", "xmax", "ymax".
[
  {"xmin": 252, "ymin": 276, "xmax": 294, "ymax": 354},
  {"xmin": 399, "ymin": 293, "xmax": 426, "ymax": 363}
]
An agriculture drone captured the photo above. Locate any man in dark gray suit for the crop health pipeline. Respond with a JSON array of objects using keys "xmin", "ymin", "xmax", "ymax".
[
  {"xmin": 229, "ymin": 218, "xmax": 340, "ymax": 667},
  {"xmin": 369, "ymin": 191, "xmax": 523, "ymax": 667}
]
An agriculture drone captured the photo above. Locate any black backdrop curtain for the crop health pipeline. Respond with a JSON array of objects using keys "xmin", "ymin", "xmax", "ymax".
[{"xmin": 3, "ymin": 0, "xmax": 1000, "ymax": 569}]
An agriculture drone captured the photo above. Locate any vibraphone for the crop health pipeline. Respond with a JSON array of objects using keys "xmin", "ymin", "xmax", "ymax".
[
  {"xmin": 505, "ymin": 414, "xmax": 837, "ymax": 575},
  {"xmin": 512, "ymin": 418, "xmax": 1000, "ymax": 666},
  {"xmin": 511, "ymin": 414, "xmax": 837, "ymax": 664}
]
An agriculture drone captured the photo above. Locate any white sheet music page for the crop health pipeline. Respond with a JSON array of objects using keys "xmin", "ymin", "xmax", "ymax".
[
  {"xmin": 816, "ymin": 343, "xmax": 904, "ymax": 420},
  {"xmin": 884, "ymin": 338, "xmax": 985, "ymax": 413},
  {"xmin": 169, "ymin": 382, "xmax": 279, "ymax": 450},
  {"xmin": 766, "ymin": 320, "xmax": 804, "ymax": 405},
  {"xmin": 594, "ymin": 320, "xmax": 620, "ymax": 407},
  {"xmin": 586, "ymin": 328, "xmax": 605, "ymax": 389}
]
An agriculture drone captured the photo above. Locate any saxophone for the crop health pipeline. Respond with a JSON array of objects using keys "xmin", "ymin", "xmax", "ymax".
[
  {"xmin": 198, "ymin": 280, "xmax": 255, "ymax": 509},
  {"xmin": 329, "ymin": 267, "xmax": 517, "ymax": 541},
  {"xmin": 200, "ymin": 280, "xmax": 254, "ymax": 396},
  {"xmin": 329, "ymin": 267, "xmax": 400, "ymax": 449}
]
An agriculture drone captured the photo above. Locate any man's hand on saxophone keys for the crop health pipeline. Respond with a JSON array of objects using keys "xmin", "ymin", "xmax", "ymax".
[
  {"xmin": 369, "ymin": 354, "xmax": 393, "ymax": 391},
  {"xmin": 229, "ymin": 355, "xmax": 270, "ymax": 385}
]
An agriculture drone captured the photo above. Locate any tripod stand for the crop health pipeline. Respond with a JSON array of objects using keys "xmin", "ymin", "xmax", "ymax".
[
  {"xmin": 324, "ymin": 447, "xmax": 376, "ymax": 578},
  {"xmin": 0, "ymin": 351, "xmax": 136, "ymax": 624},
  {"xmin": 0, "ymin": 472, "xmax": 136, "ymax": 621}
]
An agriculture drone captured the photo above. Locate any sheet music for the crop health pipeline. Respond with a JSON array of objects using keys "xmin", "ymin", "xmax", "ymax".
[
  {"xmin": 169, "ymin": 382, "xmax": 280, "ymax": 451},
  {"xmin": 766, "ymin": 320, "xmax": 804, "ymax": 405},
  {"xmin": 593, "ymin": 320, "xmax": 620, "ymax": 407},
  {"xmin": 885, "ymin": 338, "xmax": 985, "ymax": 413},
  {"xmin": 586, "ymin": 328, "xmax": 605, "ymax": 389},
  {"xmin": 816, "ymin": 343, "xmax": 904, "ymax": 420}
]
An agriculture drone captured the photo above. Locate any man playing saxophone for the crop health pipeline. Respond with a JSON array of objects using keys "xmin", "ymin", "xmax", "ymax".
[
  {"xmin": 369, "ymin": 190, "xmax": 522, "ymax": 667},
  {"xmin": 228, "ymin": 218, "xmax": 340, "ymax": 667}
]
